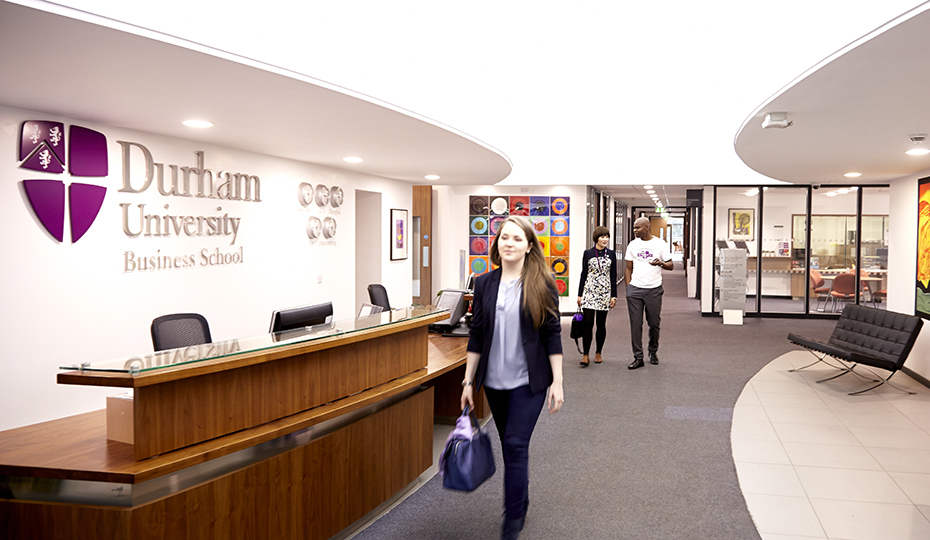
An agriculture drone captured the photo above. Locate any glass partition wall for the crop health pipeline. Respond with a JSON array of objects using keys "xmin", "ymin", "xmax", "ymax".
[
  {"xmin": 760, "ymin": 187, "xmax": 808, "ymax": 314},
  {"xmin": 713, "ymin": 185, "xmax": 889, "ymax": 317}
]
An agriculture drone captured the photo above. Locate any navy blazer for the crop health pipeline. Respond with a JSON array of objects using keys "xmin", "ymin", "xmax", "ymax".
[{"xmin": 467, "ymin": 268, "xmax": 563, "ymax": 394}]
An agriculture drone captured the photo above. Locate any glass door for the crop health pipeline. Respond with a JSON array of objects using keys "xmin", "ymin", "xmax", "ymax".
[
  {"xmin": 714, "ymin": 187, "xmax": 758, "ymax": 314},
  {"xmin": 759, "ymin": 186, "xmax": 808, "ymax": 313}
]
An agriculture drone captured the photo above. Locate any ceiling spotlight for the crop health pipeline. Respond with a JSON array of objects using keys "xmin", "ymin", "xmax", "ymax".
[
  {"xmin": 182, "ymin": 119, "xmax": 213, "ymax": 128},
  {"xmin": 646, "ymin": 190, "xmax": 655, "ymax": 194},
  {"xmin": 424, "ymin": 174, "xmax": 440, "ymax": 180},
  {"xmin": 343, "ymin": 156, "xmax": 364, "ymax": 163},
  {"xmin": 644, "ymin": 185, "xmax": 654, "ymax": 189},
  {"xmin": 844, "ymin": 172, "xmax": 862, "ymax": 178},
  {"xmin": 906, "ymin": 148, "xmax": 930, "ymax": 156},
  {"xmin": 761, "ymin": 112, "xmax": 791, "ymax": 129}
]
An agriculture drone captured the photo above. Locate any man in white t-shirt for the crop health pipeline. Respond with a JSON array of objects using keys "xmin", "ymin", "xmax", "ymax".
[{"xmin": 624, "ymin": 217, "xmax": 673, "ymax": 369}]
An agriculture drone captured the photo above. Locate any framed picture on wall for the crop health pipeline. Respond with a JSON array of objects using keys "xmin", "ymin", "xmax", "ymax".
[
  {"xmin": 728, "ymin": 208, "xmax": 754, "ymax": 241},
  {"xmin": 916, "ymin": 176, "xmax": 930, "ymax": 318},
  {"xmin": 391, "ymin": 208, "xmax": 408, "ymax": 260}
]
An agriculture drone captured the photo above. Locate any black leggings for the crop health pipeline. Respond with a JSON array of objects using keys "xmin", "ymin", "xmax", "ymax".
[{"xmin": 582, "ymin": 308, "xmax": 608, "ymax": 355}]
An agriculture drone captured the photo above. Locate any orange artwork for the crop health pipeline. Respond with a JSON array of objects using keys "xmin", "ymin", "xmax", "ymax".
[{"xmin": 918, "ymin": 177, "xmax": 930, "ymax": 318}]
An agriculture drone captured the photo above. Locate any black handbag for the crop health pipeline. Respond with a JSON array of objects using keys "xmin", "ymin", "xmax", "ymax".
[
  {"xmin": 570, "ymin": 309, "xmax": 585, "ymax": 354},
  {"xmin": 439, "ymin": 406, "xmax": 496, "ymax": 491}
]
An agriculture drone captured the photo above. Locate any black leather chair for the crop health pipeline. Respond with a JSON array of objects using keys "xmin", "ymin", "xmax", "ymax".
[
  {"xmin": 151, "ymin": 313, "xmax": 212, "ymax": 352},
  {"xmin": 368, "ymin": 284, "xmax": 391, "ymax": 311},
  {"xmin": 788, "ymin": 304, "xmax": 923, "ymax": 395}
]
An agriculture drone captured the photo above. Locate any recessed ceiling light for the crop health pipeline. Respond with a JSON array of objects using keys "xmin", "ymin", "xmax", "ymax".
[
  {"xmin": 646, "ymin": 190, "xmax": 655, "ymax": 194},
  {"xmin": 844, "ymin": 172, "xmax": 862, "ymax": 178},
  {"xmin": 424, "ymin": 174, "xmax": 440, "ymax": 180},
  {"xmin": 906, "ymin": 148, "xmax": 930, "ymax": 156},
  {"xmin": 343, "ymin": 156, "xmax": 364, "ymax": 163},
  {"xmin": 644, "ymin": 185, "xmax": 653, "ymax": 189},
  {"xmin": 182, "ymin": 120, "xmax": 213, "ymax": 128},
  {"xmin": 851, "ymin": 186, "xmax": 859, "ymax": 191}
]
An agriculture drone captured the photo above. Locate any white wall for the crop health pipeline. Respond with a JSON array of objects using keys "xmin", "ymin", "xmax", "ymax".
[
  {"xmin": 889, "ymin": 175, "xmax": 929, "ymax": 381},
  {"xmin": 433, "ymin": 184, "xmax": 588, "ymax": 313},
  {"xmin": 0, "ymin": 105, "xmax": 413, "ymax": 430}
]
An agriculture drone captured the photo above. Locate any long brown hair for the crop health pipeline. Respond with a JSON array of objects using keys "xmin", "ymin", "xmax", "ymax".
[{"xmin": 489, "ymin": 216, "xmax": 559, "ymax": 329}]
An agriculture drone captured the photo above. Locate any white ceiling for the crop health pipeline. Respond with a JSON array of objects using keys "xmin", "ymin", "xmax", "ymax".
[
  {"xmin": 0, "ymin": 2, "xmax": 512, "ymax": 186},
  {"xmin": 735, "ymin": 3, "xmax": 930, "ymax": 185},
  {"xmin": 3, "ymin": 1, "xmax": 928, "ymax": 210}
]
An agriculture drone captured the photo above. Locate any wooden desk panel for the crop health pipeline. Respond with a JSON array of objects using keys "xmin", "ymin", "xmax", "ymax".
[
  {"xmin": 133, "ymin": 326, "xmax": 426, "ymax": 460},
  {"xmin": 0, "ymin": 332, "xmax": 471, "ymax": 540},
  {"xmin": 2, "ymin": 388, "xmax": 433, "ymax": 540}
]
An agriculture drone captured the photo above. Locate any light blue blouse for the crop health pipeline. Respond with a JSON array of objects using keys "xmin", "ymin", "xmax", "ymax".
[{"xmin": 485, "ymin": 278, "xmax": 529, "ymax": 390}]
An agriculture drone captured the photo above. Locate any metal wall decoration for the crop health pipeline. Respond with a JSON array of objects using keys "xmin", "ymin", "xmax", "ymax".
[{"xmin": 298, "ymin": 182, "xmax": 342, "ymax": 244}]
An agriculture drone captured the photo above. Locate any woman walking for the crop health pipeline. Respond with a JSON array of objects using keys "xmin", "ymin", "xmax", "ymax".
[
  {"xmin": 460, "ymin": 216, "xmax": 564, "ymax": 540},
  {"xmin": 576, "ymin": 226, "xmax": 618, "ymax": 366}
]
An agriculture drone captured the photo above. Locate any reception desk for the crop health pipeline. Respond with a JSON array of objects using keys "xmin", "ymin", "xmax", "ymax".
[{"xmin": 0, "ymin": 307, "xmax": 479, "ymax": 540}]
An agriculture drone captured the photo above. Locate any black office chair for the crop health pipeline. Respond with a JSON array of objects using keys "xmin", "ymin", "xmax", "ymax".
[
  {"xmin": 151, "ymin": 313, "xmax": 212, "ymax": 352},
  {"xmin": 368, "ymin": 284, "xmax": 391, "ymax": 311}
]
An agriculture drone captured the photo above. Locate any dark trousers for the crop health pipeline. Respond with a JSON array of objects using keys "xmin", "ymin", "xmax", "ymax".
[
  {"xmin": 484, "ymin": 384, "xmax": 546, "ymax": 518},
  {"xmin": 626, "ymin": 284, "xmax": 663, "ymax": 359},
  {"xmin": 581, "ymin": 308, "xmax": 608, "ymax": 355}
]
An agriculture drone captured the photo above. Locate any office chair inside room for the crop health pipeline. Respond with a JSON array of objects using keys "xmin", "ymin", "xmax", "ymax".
[
  {"xmin": 827, "ymin": 273, "xmax": 859, "ymax": 312},
  {"xmin": 368, "ymin": 284, "xmax": 391, "ymax": 311},
  {"xmin": 809, "ymin": 269, "xmax": 831, "ymax": 312},
  {"xmin": 151, "ymin": 313, "xmax": 212, "ymax": 352}
]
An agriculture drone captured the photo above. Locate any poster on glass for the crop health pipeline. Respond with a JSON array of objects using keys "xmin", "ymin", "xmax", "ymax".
[{"xmin": 391, "ymin": 209, "xmax": 408, "ymax": 260}]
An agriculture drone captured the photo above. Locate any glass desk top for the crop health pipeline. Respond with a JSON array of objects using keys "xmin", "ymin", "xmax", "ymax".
[{"xmin": 60, "ymin": 306, "xmax": 447, "ymax": 374}]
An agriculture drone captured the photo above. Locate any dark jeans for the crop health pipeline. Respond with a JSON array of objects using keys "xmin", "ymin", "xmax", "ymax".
[
  {"xmin": 626, "ymin": 284, "xmax": 663, "ymax": 359},
  {"xmin": 484, "ymin": 384, "xmax": 546, "ymax": 518},
  {"xmin": 581, "ymin": 308, "xmax": 608, "ymax": 355}
]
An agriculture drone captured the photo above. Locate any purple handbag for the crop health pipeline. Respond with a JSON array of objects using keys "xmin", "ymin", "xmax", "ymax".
[
  {"xmin": 439, "ymin": 406, "xmax": 496, "ymax": 491},
  {"xmin": 570, "ymin": 309, "xmax": 585, "ymax": 353}
]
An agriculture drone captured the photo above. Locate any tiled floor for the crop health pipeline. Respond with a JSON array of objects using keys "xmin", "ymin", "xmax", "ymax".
[{"xmin": 733, "ymin": 351, "xmax": 930, "ymax": 540}]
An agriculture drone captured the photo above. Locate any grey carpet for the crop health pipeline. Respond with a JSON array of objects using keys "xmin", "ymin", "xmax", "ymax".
[{"xmin": 352, "ymin": 266, "xmax": 837, "ymax": 539}]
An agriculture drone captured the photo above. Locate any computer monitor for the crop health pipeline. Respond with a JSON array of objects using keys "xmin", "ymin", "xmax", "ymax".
[
  {"xmin": 733, "ymin": 240, "xmax": 749, "ymax": 253},
  {"xmin": 715, "ymin": 240, "xmax": 729, "ymax": 250},
  {"xmin": 464, "ymin": 273, "xmax": 477, "ymax": 292},
  {"xmin": 269, "ymin": 301, "xmax": 333, "ymax": 333},
  {"xmin": 428, "ymin": 290, "xmax": 468, "ymax": 331}
]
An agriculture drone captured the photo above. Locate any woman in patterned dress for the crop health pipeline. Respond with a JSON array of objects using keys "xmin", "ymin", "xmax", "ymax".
[{"xmin": 576, "ymin": 226, "xmax": 617, "ymax": 366}]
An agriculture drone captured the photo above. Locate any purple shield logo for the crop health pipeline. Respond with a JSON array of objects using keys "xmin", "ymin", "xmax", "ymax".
[{"xmin": 19, "ymin": 121, "xmax": 108, "ymax": 243}]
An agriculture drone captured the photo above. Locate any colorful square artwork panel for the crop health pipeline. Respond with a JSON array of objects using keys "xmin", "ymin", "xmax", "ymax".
[
  {"xmin": 550, "ymin": 237, "xmax": 570, "ymax": 256},
  {"xmin": 470, "ymin": 196, "xmax": 489, "ymax": 216},
  {"xmin": 554, "ymin": 277, "xmax": 569, "ymax": 297},
  {"xmin": 470, "ymin": 216, "xmax": 489, "ymax": 235},
  {"xmin": 550, "ymin": 217, "xmax": 570, "ymax": 236},
  {"xmin": 530, "ymin": 197, "xmax": 549, "ymax": 216},
  {"xmin": 550, "ymin": 257, "xmax": 569, "ymax": 277},
  {"xmin": 489, "ymin": 196, "xmax": 510, "ymax": 216},
  {"xmin": 470, "ymin": 236, "xmax": 489, "ymax": 256},
  {"xmin": 509, "ymin": 196, "xmax": 529, "ymax": 216},
  {"xmin": 470, "ymin": 256, "xmax": 490, "ymax": 275}
]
